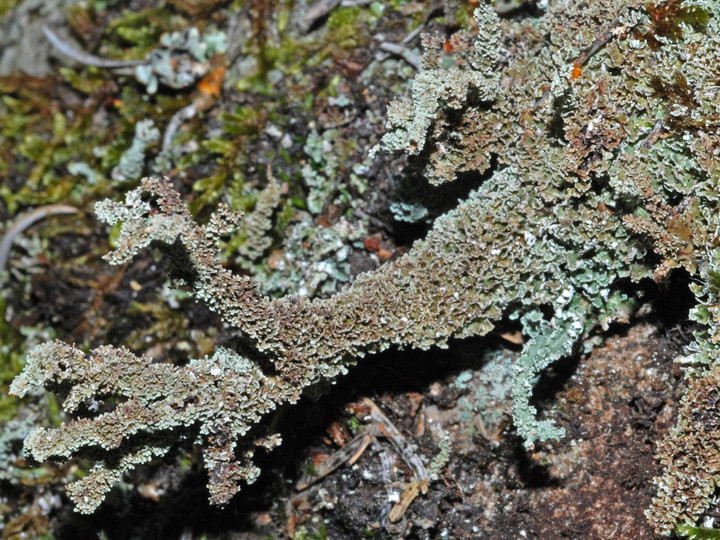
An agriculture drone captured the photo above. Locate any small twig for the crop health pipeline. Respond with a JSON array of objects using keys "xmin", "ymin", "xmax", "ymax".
[
  {"xmin": 374, "ymin": 24, "xmax": 424, "ymax": 68},
  {"xmin": 295, "ymin": 432, "xmax": 373, "ymax": 490},
  {"xmin": 361, "ymin": 398, "xmax": 429, "ymax": 491},
  {"xmin": 640, "ymin": 119, "xmax": 665, "ymax": 149},
  {"xmin": 351, "ymin": 207, "xmax": 393, "ymax": 232},
  {"xmin": 225, "ymin": 11, "xmax": 244, "ymax": 67},
  {"xmin": 43, "ymin": 25, "xmax": 148, "ymax": 69},
  {"xmin": 296, "ymin": 397, "xmax": 429, "ymax": 524},
  {"xmin": 376, "ymin": 42, "xmax": 421, "ymax": 70},
  {"xmin": 398, "ymin": 24, "xmax": 425, "ymax": 47},
  {"xmin": 348, "ymin": 433, "xmax": 373, "ymax": 465},
  {"xmin": 567, "ymin": 19, "xmax": 628, "ymax": 71},
  {"xmin": 535, "ymin": 19, "xmax": 629, "ymax": 109},
  {"xmin": 302, "ymin": 0, "xmax": 374, "ymax": 28},
  {"xmin": 388, "ymin": 479, "xmax": 427, "ymax": 523},
  {"xmin": 303, "ymin": 0, "xmax": 342, "ymax": 27},
  {"xmin": 375, "ymin": 438, "xmax": 394, "ymax": 484},
  {"xmin": 0, "ymin": 205, "xmax": 80, "ymax": 276},
  {"xmin": 340, "ymin": 0, "xmax": 375, "ymax": 6},
  {"xmin": 473, "ymin": 413, "xmax": 492, "ymax": 442},
  {"xmin": 162, "ymin": 104, "xmax": 198, "ymax": 151}
]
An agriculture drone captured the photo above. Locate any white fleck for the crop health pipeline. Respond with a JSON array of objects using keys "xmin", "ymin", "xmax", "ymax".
[{"xmin": 523, "ymin": 230, "xmax": 537, "ymax": 246}]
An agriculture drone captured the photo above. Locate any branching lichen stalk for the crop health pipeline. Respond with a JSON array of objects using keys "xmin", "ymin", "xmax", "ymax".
[{"xmin": 10, "ymin": 0, "xmax": 720, "ymax": 532}]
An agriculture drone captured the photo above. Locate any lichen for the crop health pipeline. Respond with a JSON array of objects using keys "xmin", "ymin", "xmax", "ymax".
[
  {"xmin": 135, "ymin": 27, "xmax": 227, "ymax": 94},
  {"xmin": 111, "ymin": 119, "xmax": 160, "ymax": 182},
  {"xmin": 647, "ymin": 357, "xmax": 720, "ymax": 534},
  {"xmin": 225, "ymin": 173, "xmax": 282, "ymax": 266},
  {"xmin": 255, "ymin": 214, "xmax": 366, "ymax": 298},
  {"xmin": 371, "ymin": 3, "xmax": 501, "ymax": 185},
  {"xmin": 7, "ymin": 0, "xmax": 720, "ymax": 534}
]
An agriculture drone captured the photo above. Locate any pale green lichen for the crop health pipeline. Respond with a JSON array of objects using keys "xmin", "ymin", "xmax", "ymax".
[
  {"xmin": 135, "ymin": 27, "xmax": 226, "ymax": 94},
  {"xmin": 646, "ymin": 344, "xmax": 720, "ymax": 535},
  {"xmin": 111, "ymin": 119, "xmax": 160, "ymax": 182},
  {"xmin": 389, "ymin": 201, "xmax": 430, "ymax": 223},
  {"xmin": 371, "ymin": 4, "xmax": 501, "ymax": 185},
  {"xmin": 511, "ymin": 307, "xmax": 586, "ymax": 446},
  {"xmin": 301, "ymin": 129, "xmax": 336, "ymax": 215},
  {"xmin": 451, "ymin": 346, "xmax": 518, "ymax": 444},
  {"xmin": 9, "ymin": 1, "xmax": 720, "ymax": 533},
  {"xmin": 226, "ymin": 174, "xmax": 282, "ymax": 266},
  {"xmin": 256, "ymin": 214, "xmax": 366, "ymax": 298},
  {"xmin": 426, "ymin": 429, "xmax": 452, "ymax": 482},
  {"xmin": 0, "ymin": 416, "xmax": 35, "ymax": 482},
  {"xmin": 301, "ymin": 128, "xmax": 366, "ymax": 215},
  {"xmin": 67, "ymin": 161, "xmax": 98, "ymax": 185}
]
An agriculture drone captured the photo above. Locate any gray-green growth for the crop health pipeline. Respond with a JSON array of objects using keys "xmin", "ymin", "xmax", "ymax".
[
  {"xmin": 111, "ymin": 118, "xmax": 160, "ymax": 182},
  {"xmin": 10, "ymin": 0, "xmax": 720, "ymax": 535}
]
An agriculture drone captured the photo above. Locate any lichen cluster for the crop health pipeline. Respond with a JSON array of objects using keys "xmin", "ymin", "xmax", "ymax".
[
  {"xmin": 8, "ymin": 0, "xmax": 720, "ymax": 534},
  {"xmin": 648, "ymin": 357, "xmax": 720, "ymax": 534}
]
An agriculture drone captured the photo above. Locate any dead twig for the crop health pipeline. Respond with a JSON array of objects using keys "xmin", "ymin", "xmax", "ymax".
[
  {"xmin": 348, "ymin": 433, "xmax": 373, "ymax": 465},
  {"xmin": 374, "ymin": 24, "xmax": 424, "ymax": 69},
  {"xmin": 43, "ymin": 26, "xmax": 147, "ymax": 69},
  {"xmin": 0, "ymin": 205, "xmax": 80, "ymax": 277},
  {"xmin": 535, "ymin": 18, "xmax": 629, "ymax": 109},
  {"xmin": 361, "ymin": 397, "xmax": 429, "ymax": 491},
  {"xmin": 295, "ymin": 397, "xmax": 430, "ymax": 524},
  {"xmin": 162, "ymin": 104, "xmax": 198, "ymax": 151},
  {"xmin": 388, "ymin": 479, "xmax": 427, "ymax": 523},
  {"xmin": 376, "ymin": 42, "xmax": 421, "ymax": 70},
  {"xmin": 640, "ymin": 119, "xmax": 666, "ymax": 149},
  {"xmin": 571, "ymin": 19, "xmax": 628, "ymax": 69},
  {"xmin": 302, "ymin": 0, "xmax": 341, "ymax": 27},
  {"xmin": 295, "ymin": 432, "xmax": 373, "ymax": 490},
  {"xmin": 303, "ymin": 0, "xmax": 376, "ymax": 29}
]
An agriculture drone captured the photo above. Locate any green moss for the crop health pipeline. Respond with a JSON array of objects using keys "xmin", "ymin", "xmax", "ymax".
[
  {"xmin": 0, "ymin": 0, "xmax": 22, "ymax": 17},
  {"xmin": 58, "ymin": 67, "xmax": 110, "ymax": 94},
  {"xmin": 221, "ymin": 106, "xmax": 264, "ymax": 136},
  {"xmin": 676, "ymin": 523, "xmax": 720, "ymax": 539},
  {"xmin": 105, "ymin": 7, "xmax": 184, "ymax": 57},
  {"xmin": 454, "ymin": 4, "xmax": 472, "ymax": 28},
  {"xmin": 190, "ymin": 172, "xmax": 228, "ymax": 215},
  {"xmin": 326, "ymin": 6, "xmax": 373, "ymax": 48}
]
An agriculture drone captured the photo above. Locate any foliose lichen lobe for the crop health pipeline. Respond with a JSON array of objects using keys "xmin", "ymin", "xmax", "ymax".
[{"xmin": 10, "ymin": 0, "xmax": 720, "ymax": 531}]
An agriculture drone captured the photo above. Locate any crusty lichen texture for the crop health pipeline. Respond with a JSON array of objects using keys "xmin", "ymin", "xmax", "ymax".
[{"xmin": 10, "ymin": 0, "xmax": 720, "ymax": 532}]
